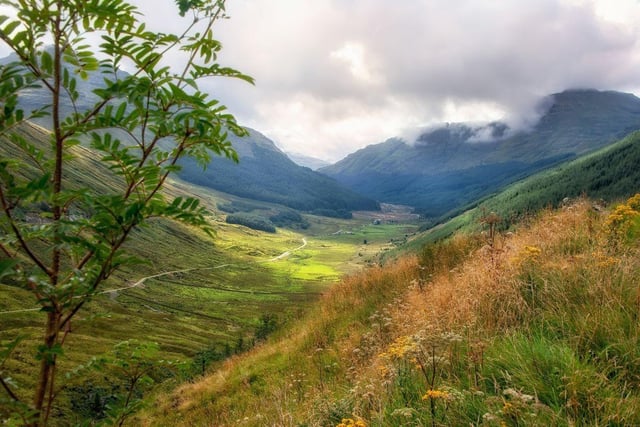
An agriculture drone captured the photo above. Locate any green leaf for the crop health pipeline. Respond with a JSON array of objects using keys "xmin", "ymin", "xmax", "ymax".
[
  {"xmin": 0, "ymin": 258, "xmax": 18, "ymax": 279},
  {"xmin": 40, "ymin": 50, "xmax": 53, "ymax": 74},
  {"xmin": 1, "ymin": 336, "xmax": 25, "ymax": 366},
  {"xmin": 1, "ymin": 20, "xmax": 21, "ymax": 37},
  {"xmin": 36, "ymin": 343, "xmax": 64, "ymax": 364}
]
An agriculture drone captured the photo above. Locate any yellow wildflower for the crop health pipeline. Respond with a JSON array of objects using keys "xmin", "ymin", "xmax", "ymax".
[
  {"xmin": 502, "ymin": 401, "xmax": 516, "ymax": 416},
  {"xmin": 524, "ymin": 245, "xmax": 541, "ymax": 256},
  {"xmin": 377, "ymin": 364, "xmax": 390, "ymax": 377},
  {"xmin": 384, "ymin": 335, "xmax": 416, "ymax": 360},
  {"xmin": 422, "ymin": 389, "xmax": 450, "ymax": 400},
  {"xmin": 627, "ymin": 193, "xmax": 640, "ymax": 211},
  {"xmin": 337, "ymin": 418, "xmax": 367, "ymax": 427}
]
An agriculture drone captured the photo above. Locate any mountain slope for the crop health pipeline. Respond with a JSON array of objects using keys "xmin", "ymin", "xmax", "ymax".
[
  {"xmin": 177, "ymin": 128, "xmax": 379, "ymax": 214},
  {"xmin": 321, "ymin": 89, "xmax": 640, "ymax": 217},
  {"xmin": 0, "ymin": 52, "xmax": 378, "ymax": 216},
  {"xmin": 0, "ymin": 121, "xmax": 348, "ymax": 424},
  {"xmin": 402, "ymin": 129, "xmax": 640, "ymax": 250}
]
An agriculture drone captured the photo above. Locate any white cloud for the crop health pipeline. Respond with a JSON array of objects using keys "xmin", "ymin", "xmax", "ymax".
[
  {"xmin": 5, "ymin": 0, "xmax": 640, "ymax": 161},
  {"xmin": 199, "ymin": 0, "xmax": 640, "ymax": 161},
  {"xmin": 330, "ymin": 42, "xmax": 383, "ymax": 85}
]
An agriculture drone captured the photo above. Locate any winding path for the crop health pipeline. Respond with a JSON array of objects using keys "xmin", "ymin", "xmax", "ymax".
[{"xmin": 0, "ymin": 238, "xmax": 308, "ymax": 315}]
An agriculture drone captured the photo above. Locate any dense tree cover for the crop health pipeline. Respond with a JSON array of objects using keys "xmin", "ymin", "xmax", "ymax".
[
  {"xmin": 477, "ymin": 131, "xmax": 640, "ymax": 226},
  {"xmin": 225, "ymin": 213, "xmax": 276, "ymax": 233},
  {"xmin": 269, "ymin": 209, "xmax": 310, "ymax": 229},
  {"xmin": 415, "ymin": 130, "xmax": 640, "ymax": 239}
]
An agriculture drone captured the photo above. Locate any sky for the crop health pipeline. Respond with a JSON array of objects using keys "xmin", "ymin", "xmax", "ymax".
[{"xmin": 4, "ymin": 0, "xmax": 640, "ymax": 162}]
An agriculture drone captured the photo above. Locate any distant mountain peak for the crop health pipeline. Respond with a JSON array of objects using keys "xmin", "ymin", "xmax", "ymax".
[
  {"xmin": 231, "ymin": 128, "xmax": 285, "ymax": 160},
  {"xmin": 286, "ymin": 152, "xmax": 331, "ymax": 170}
]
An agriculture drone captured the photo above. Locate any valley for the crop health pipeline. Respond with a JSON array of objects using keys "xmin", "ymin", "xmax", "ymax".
[
  {"xmin": 2, "ymin": 4, "xmax": 640, "ymax": 424},
  {"xmin": 0, "ymin": 173, "xmax": 419, "ymax": 422}
]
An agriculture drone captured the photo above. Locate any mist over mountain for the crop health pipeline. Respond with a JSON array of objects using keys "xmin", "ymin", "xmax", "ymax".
[{"xmin": 320, "ymin": 89, "xmax": 640, "ymax": 218}]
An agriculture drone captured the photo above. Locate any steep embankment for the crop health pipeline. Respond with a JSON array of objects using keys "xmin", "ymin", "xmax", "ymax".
[{"xmin": 140, "ymin": 196, "xmax": 640, "ymax": 426}]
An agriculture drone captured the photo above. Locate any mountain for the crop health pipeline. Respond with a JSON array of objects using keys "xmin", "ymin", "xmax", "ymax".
[
  {"xmin": 320, "ymin": 89, "xmax": 640, "ymax": 218},
  {"xmin": 177, "ymin": 128, "xmax": 379, "ymax": 215},
  {"xmin": 401, "ymin": 129, "xmax": 640, "ymax": 251},
  {"xmin": 286, "ymin": 152, "xmax": 331, "ymax": 170},
  {"xmin": 0, "ymin": 52, "xmax": 378, "ymax": 216},
  {"xmin": 0, "ymin": 51, "xmax": 128, "ymax": 127}
]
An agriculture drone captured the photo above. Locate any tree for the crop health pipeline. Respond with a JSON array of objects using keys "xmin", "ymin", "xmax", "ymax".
[{"xmin": 0, "ymin": 0, "xmax": 252, "ymax": 424}]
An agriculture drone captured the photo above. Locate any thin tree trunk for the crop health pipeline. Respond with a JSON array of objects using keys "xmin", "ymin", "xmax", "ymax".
[{"xmin": 32, "ymin": 312, "xmax": 60, "ymax": 427}]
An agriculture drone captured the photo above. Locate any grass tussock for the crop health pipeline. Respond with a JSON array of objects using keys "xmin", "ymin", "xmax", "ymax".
[{"xmin": 140, "ymin": 195, "xmax": 640, "ymax": 426}]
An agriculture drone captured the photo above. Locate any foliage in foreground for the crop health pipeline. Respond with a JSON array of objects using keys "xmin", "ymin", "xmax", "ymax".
[
  {"xmin": 0, "ymin": 0, "xmax": 251, "ymax": 424},
  {"xmin": 141, "ymin": 195, "xmax": 640, "ymax": 426}
]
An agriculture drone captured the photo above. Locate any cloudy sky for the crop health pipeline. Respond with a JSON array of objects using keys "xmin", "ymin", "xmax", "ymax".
[
  {"xmin": 208, "ymin": 0, "xmax": 640, "ymax": 162},
  {"xmin": 4, "ymin": 0, "xmax": 640, "ymax": 162}
]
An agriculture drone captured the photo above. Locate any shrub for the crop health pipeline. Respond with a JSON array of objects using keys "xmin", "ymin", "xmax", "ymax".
[
  {"xmin": 226, "ymin": 214, "xmax": 276, "ymax": 233},
  {"xmin": 269, "ymin": 209, "xmax": 310, "ymax": 229}
]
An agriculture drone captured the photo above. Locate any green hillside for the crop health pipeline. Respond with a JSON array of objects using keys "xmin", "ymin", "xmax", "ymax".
[
  {"xmin": 404, "ymin": 130, "xmax": 640, "ymax": 251},
  {"xmin": 0, "ymin": 121, "xmax": 414, "ymax": 425},
  {"xmin": 321, "ymin": 89, "xmax": 640, "ymax": 217}
]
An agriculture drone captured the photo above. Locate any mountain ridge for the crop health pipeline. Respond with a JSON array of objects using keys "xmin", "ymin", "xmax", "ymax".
[
  {"xmin": 0, "ymin": 51, "xmax": 379, "ymax": 217},
  {"xmin": 320, "ymin": 89, "xmax": 640, "ymax": 217},
  {"xmin": 177, "ymin": 127, "xmax": 380, "ymax": 215}
]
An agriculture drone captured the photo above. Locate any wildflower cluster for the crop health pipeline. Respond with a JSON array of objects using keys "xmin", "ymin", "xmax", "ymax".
[
  {"xmin": 627, "ymin": 193, "xmax": 640, "ymax": 211},
  {"xmin": 511, "ymin": 245, "xmax": 542, "ymax": 266},
  {"xmin": 379, "ymin": 335, "xmax": 416, "ymax": 361},
  {"xmin": 336, "ymin": 418, "xmax": 366, "ymax": 427},
  {"xmin": 523, "ymin": 245, "xmax": 541, "ymax": 257},
  {"xmin": 604, "ymin": 193, "xmax": 640, "ymax": 244},
  {"xmin": 422, "ymin": 388, "xmax": 451, "ymax": 401},
  {"xmin": 591, "ymin": 250, "xmax": 619, "ymax": 268}
]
